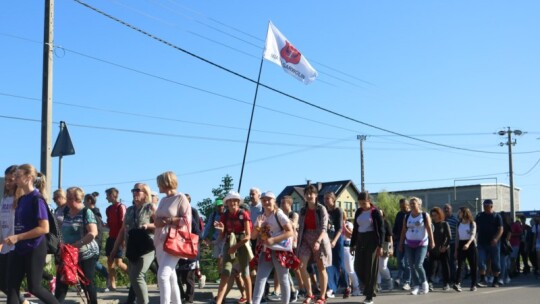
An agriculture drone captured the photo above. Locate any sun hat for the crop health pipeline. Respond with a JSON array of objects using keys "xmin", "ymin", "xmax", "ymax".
[
  {"xmin": 261, "ymin": 191, "xmax": 276, "ymax": 200},
  {"xmin": 223, "ymin": 190, "xmax": 242, "ymax": 203}
]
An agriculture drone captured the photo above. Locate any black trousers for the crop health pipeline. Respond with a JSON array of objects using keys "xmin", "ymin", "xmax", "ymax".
[
  {"xmin": 456, "ymin": 241, "xmax": 477, "ymax": 286},
  {"xmin": 55, "ymin": 255, "xmax": 98, "ymax": 304},
  {"xmin": 354, "ymin": 231, "xmax": 379, "ymax": 299},
  {"xmin": 177, "ymin": 268, "xmax": 196, "ymax": 303},
  {"xmin": 427, "ymin": 249, "xmax": 451, "ymax": 285},
  {"xmin": 7, "ymin": 239, "xmax": 59, "ymax": 304}
]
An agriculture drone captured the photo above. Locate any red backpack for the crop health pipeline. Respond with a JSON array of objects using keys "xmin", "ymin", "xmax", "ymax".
[{"xmin": 57, "ymin": 243, "xmax": 90, "ymax": 286}]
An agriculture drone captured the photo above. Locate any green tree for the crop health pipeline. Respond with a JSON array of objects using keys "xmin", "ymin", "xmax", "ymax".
[
  {"xmin": 197, "ymin": 174, "xmax": 234, "ymax": 221},
  {"xmin": 374, "ymin": 191, "xmax": 405, "ymax": 228}
]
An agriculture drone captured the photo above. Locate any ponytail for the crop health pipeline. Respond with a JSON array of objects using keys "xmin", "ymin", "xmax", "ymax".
[{"xmin": 34, "ymin": 172, "xmax": 49, "ymax": 202}]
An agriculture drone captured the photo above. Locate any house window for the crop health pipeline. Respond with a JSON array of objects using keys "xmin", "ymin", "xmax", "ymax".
[{"xmin": 345, "ymin": 201, "xmax": 353, "ymax": 219}]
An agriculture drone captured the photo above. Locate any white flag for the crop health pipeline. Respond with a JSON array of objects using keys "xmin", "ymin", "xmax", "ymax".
[{"xmin": 263, "ymin": 21, "xmax": 318, "ymax": 85}]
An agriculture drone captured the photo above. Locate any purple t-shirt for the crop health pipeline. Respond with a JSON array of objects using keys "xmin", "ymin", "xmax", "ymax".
[{"xmin": 14, "ymin": 189, "xmax": 48, "ymax": 254}]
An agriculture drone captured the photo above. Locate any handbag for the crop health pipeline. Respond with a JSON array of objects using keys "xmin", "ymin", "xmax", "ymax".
[
  {"xmin": 126, "ymin": 206, "xmax": 155, "ymax": 261},
  {"xmin": 163, "ymin": 216, "xmax": 199, "ymax": 260},
  {"xmin": 126, "ymin": 228, "xmax": 155, "ymax": 261}
]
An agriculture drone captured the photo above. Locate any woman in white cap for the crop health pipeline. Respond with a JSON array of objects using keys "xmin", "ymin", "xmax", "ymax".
[
  {"xmin": 213, "ymin": 191, "xmax": 253, "ymax": 304},
  {"xmin": 251, "ymin": 191, "xmax": 298, "ymax": 304}
]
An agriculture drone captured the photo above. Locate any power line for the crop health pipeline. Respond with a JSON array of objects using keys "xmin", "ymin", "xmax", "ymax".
[
  {"xmin": 515, "ymin": 158, "xmax": 540, "ymax": 176},
  {"xmin": 71, "ymin": 0, "xmax": 523, "ymax": 156}
]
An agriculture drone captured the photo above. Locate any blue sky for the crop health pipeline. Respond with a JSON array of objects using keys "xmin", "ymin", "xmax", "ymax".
[{"xmin": 1, "ymin": 1, "xmax": 539, "ymax": 217}]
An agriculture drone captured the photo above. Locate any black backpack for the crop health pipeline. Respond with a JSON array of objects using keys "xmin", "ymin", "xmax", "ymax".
[
  {"xmin": 33, "ymin": 195, "xmax": 62, "ymax": 255},
  {"xmin": 89, "ymin": 208, "xmax": 105, "ymax": 251}
]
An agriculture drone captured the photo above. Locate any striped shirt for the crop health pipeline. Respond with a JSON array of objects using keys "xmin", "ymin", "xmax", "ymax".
[{"xmin": 446, "ymin": 214, "xmax": 459, "ymax": 244}]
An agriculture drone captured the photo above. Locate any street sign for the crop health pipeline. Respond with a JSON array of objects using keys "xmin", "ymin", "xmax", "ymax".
[{"xmin": 51, "ymin": 121, "xmax": 75, "ymax": 157}]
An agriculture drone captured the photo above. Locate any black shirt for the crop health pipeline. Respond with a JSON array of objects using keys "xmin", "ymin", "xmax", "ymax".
[
  {"xmin": 327, "ymin": 207, "xmax": 343, "ymax": 240},
  {"xmin": 475, "ymin": 212, "xmax": 502, "ymax": 245}
]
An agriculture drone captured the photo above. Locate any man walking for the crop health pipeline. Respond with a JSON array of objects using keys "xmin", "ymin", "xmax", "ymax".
[
  {"xmin": 444, "ymin": 204, "xmax": 458, "ymax": 283},
  {"xmin": 475, "ymin": 199, "xmax": 503, "ymax": 287},
  {"xmin": 105, "ymin": 187, "xmax": 128, "ymax": 290}
]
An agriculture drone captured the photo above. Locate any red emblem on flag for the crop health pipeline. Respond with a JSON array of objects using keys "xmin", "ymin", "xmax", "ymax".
[{"xmin": 280, "ymin": 41, "xmax": 302, "ymax": 64}]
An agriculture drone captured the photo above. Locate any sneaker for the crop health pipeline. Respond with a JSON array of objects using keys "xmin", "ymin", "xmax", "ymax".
[
  {"xmin": 238, "ymin": 297, "xmax": 248, "ymax": 304},
  {"xmin": 442, "ymin": 284, "xmax": 450, "ymax": 291},
  {"xmin": 394, "ymin": 278, "xmax": 401, "ymax": 287},
  {"xmin": 326, "ymin": 290, "xmax": 335, "ymax": 298},
  {"xmin": 290, "ymin": 289, "xmax": 299, "ymax": 302},
  {"xmin": 470, "ymin": 285, "xmax": 477, "ymax": 291},
  {"xmin": 402, "ymin": 283, "xmax": 411, "ymax": 291},
  {"xmin": 198, "ymin": 274, "xmax": 206, "ymax": 289},
  {"xmin": 268, "ymin": 291, "xmax": 281, "ymax": 300},
  {"xmin": 428, "ymin": 282, "xmax": 433, "ymax": 292},
  {"xmin": 420, "ymin": 282, "xmax": 429, "ymax": 295},
  {"xmin": 492, "ymin": 280, "xmax": 500, "ymax": 288},
  {"xmin": 453, "ymin": 283, "xmax": 462, "ymax": 292},
  {"xmin": 410, "ymin": 286, "xmax": 419, "ymax": 295},
  {"xmin": 476, "ymin": 281, "xmax": 487, "ymax": 288},
  {"xmin": 49, "ymin": 277, "xmax": 56, "ymax": 294},
  {"xmin": 363, "ymin": 298, "xmax": 374, "ymax": 304},
  {"xmin": 343, "ymin": 287, "xmax": 351, "ymax": 299},
  {"xmin": 504, "ymin": 277, "xmax": 511, "ymax": 284},
  {"xmin": 103, "ymin": 287, "xmax": 110, "ymax": 292},
  {"xmin": 352, "ymin": 288, "xmax": 362, "ymax": 296}
]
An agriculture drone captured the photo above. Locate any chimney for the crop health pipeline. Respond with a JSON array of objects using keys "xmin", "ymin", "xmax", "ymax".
[{"xmin": 306, "ymin": 179, "xmax": 311, "ymax": 186}]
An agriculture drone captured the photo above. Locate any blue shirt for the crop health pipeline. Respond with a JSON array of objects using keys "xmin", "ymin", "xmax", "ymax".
[{"xmin": 201, "ymin": 210, "xmax": 222, "ymax": 241}]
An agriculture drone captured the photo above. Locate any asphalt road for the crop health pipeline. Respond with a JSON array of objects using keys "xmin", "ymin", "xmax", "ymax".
[{"xmin": 3, "ymin": 273, "xmax": 539, "ymax": 303}]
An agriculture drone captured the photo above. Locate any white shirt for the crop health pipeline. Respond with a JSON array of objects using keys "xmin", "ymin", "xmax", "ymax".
[{"xmin": 0, "ymin": 196, "xmax": 16, "ymax": 254}]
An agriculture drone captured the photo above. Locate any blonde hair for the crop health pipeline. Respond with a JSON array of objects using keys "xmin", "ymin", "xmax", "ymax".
[
  {"xmin": 18, "ymin": 164, "xmax": 49, "ymax": 202},
  {"xmin": 53, "ymin": 189, "xmax": 66, "ymax": 202},
  {"xmin": 66, "ymin": 187, "xmax": 85, "ymax": 203},
  {"xmin": 409, "ymin": 197, "xmax": 423, "ymax": 209},
  {"xmin": 135, "ymin": 183, "xmax": 153, "ymax": 203},
  {"xmin": 157, "ymin": 171, "xmax": 178, "ymax": 191}
]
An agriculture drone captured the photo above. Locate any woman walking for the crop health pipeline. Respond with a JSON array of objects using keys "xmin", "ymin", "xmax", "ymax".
[
  {"xmin": 110, "ymin": 183, "xmax": 156, "ymax": 304},
  {"xmin": 426, "ymin": 207, "xmax": 451, "ymax": 291},
  {"xmin": 55, "ymin": 187, "xmax": 100, "ymax": 304},
  {"xmin": 251, "ymin": 191, "xmax": 296, "ymax": 304},
  {"xmin": 399, "ymin": 197, "xmax": 435, "ymax": 295},
  {"xmin": 3, "ymin": 164, "xmax": 59, "ymax": 304},
  {"xmin": 350, "ymin": 191, "xmax": 384, "ymax": 304},
  {"xmin": 297, "ymin": 185, "xmax": 332, "ymax": 304},
  {"xmin": 154, "ymin": 171, "xmax": 192, "ymax": 304},
  {"xmin": 453, "ymin": 207, "xmax": 478, "ymax": 292},
  {"xmin": 213, "ymin": 191, "xmax": 253, "ymax": 304}
]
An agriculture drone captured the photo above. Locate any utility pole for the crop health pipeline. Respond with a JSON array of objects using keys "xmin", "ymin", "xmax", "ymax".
[
  {"xmin": 357, "ymin": 135, "xmax": 367, "ymax": 192},
  {"xmin": 498, "ymin": 127, "xmax": 524, "ymax": 221},
  {"xmin": 41, "ymin": 0, "xmax": 54, "ymax": 197}
]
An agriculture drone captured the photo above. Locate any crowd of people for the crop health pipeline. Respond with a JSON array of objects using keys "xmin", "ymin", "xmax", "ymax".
[{"xmin": 1, "ymin": 164, "xmax": 539, "ymax": 304}]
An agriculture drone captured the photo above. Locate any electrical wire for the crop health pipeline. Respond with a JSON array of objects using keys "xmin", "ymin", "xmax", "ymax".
[
  {"xmin": 70, "ymin": 0, "xmax": 523, "ymax": 156},
  {"xmin": 515, "ymin": 158, "xmax": 540, "ymax": 176}
]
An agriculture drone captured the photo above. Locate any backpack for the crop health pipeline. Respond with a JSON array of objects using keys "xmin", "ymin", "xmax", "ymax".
[
  {"xmin": 33, "ymin": 195, "xmax": 62, "ymax": 255},
  {"xmin": 89, "ymin": 209, "xmax": 105, "ymax": 251}
]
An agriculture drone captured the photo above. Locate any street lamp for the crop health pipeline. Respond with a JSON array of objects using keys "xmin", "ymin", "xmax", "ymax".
[{"xmin": 498, "ymin": 127, "xmax": 525, "ymax": 220}]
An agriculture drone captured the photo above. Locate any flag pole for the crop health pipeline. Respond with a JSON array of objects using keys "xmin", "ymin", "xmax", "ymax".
[{"xmin": 237, "ymin": 56, "xmax": 264, "ymax": 193}]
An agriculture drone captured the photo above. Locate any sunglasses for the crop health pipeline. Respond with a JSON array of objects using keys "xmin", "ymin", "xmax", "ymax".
[{"xmin": 131, "ymin": 188, "xmax": 142, "ymax": 193}]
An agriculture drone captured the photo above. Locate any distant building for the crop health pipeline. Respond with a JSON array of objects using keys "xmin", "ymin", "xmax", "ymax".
[
  {"xmin": 277, "ymin": 180, "xmax": 361, "ymax": 219},
  {"xmin": 372, "ymin": 184, "xmax": 519, "ymax": 215}
]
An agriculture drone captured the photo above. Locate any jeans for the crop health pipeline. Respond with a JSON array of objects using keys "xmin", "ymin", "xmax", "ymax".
[
  {"xmin": 252, "ymin": 251, "xmax": 290, "ymax": 304},
  {"xmin": 405, "ymin": 245, "xmax": 428, "ymax": 286},
  {"xmin": 500, "ymin": 253, "xmax": 509, "ymax": 282},
  {"xmin": 95, "ymin": 260, "xmax": 109, "ymax": 279},
  {"xmin": 129, "ymin": 251, "xmax": 155, "ymax": 304},
  {"xmin": 477, "ymin": 243, "xmax": 501, "ymax": 273},
  {"xmin": 396, "ymin": 242, "xmax": 411, "ymax": 284},
  {"xmin": 327, "ymin": 235, "xmax": 346, "ymax": 292}
]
